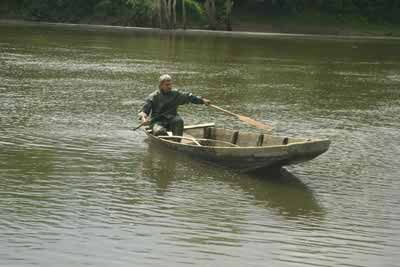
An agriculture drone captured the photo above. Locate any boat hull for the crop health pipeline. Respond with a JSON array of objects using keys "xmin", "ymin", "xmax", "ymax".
[{"xmin": 144, "ymin": 128, "xmax": 330, "ymax": 172}]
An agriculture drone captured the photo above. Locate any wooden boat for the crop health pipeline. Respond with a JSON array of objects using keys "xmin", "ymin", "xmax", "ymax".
[{"xmin": 144, "ymin": 123, "xmax": 330, "ymax": 172}]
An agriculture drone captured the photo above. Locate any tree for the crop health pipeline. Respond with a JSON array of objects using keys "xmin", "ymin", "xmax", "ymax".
[
  {"xmin": 224, "ymin": 0, "xmax": 233, "ymax": 31},
  {"xmin": 173, "ymin": 0, "xmax": 177, "ymax": 28},
  {"xmin": 182, "ymin": 0, "xmax": 206, "ymax": 29},
  {"xmin": 157, "ymin": 0, "xmax": 162, "ymax": 27},
  {"xmin": 126, "ymin": 0, "xmax": 155, "ymax": 26},
  {"xmin": 2, "ymin": 0, "xmax": 400, "ymax": 31},
  {"xmin": 204, "ymin": 0, "xmax": 217, "ymax": 29},
  {"xmin": 182, "ymin": 0, "xmax": 187, "ymax": 29}
]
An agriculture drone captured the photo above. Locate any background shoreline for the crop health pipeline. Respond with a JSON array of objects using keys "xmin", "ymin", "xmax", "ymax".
[{"xmin": 1, "ymin": 19, "xmax": 400, "ymax": 40}]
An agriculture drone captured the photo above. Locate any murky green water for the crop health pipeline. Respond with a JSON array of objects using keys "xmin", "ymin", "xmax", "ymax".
[{"xmin": 1, "ymin": 22, "xmax": 400, "ymax": 266}]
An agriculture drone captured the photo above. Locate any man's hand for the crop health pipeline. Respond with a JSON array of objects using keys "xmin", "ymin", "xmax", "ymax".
[
  {"xmin": 142, "ymin": 116, "xmax": 150, "ymax": 126},
  {"xmin": 203, "ymin": 98, "xmax": 211, "ymax": 106},
  {"xmin": 139, "ymin": 112, "xmax": 150, "ymax": 126}
]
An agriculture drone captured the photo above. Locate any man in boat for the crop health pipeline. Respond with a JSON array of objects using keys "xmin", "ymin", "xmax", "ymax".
[{"xmin": 139, "ymin": 74, "xmax": 211, "ymax": 137}]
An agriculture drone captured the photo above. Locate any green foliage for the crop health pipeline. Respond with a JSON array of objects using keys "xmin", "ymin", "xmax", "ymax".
[
  {"xmin": 184, "ymin": 0, "xmax": 205, "ymax": 21},
  {"xmin": 260, "ymin": 0, "xmax": 400, "ymax": 24},
  {"xmin": 20, "ymin": 0, "xmax": 101, "ymax": 21},
  {"xmin": 94, "ymin": 0, "xmax": 113, "ymax": 16},
  {"xmin": 185, "ymin": 0, "xmax": 204, "ymax": 16},
  {"xmin": 126, "ymin": 0, "xmax": 155, "ymax": 25},
  {"xmin": 1, "ymin": 0, "xmax": 400, "ymax": 26}
]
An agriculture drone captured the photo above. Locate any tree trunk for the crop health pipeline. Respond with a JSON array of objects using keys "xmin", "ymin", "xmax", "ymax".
[
  {"xmin": 161, "ymin": 0, "xmax": 170, "ymax": 28},
  {"xmin": 167, "ymin": 0, "xmax": 172, "ymax": 29},
  {"xmin": 225, "ymin": 0, "xmax": 233, "ymax": 31},
  {"xmin": 182, "ymin": 0, "xmax": 186, "ymax": 29},
  {"xmin": 172, "ymin": 0, "xmax": 177, "ymax": 29},
  {"xmin": 204, "ymin": 0, "xmax": 216, "ymax": 30},
  {"xmin": 158, "ymin": 0, "xmax": 162, "ymax": 28},
  {"xmin": 210, "ymin": 0, "xmax": 216, "ymax": 29}
]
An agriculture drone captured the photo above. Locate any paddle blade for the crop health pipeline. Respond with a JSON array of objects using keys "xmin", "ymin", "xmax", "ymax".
[{"xmin": 238, "ymin": 115, "xmax": 272, "ymax": 132}]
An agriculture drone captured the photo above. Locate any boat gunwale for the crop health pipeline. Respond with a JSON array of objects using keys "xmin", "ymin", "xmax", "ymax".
[{"xmin": 144, "ymin": 128, "xmax": 330, "ymax": 151}]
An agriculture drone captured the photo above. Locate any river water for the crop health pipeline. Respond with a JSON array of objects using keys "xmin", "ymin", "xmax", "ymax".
[{"xmin": 1, "ymin": 22, "xmax": 400, "ymax": 267}]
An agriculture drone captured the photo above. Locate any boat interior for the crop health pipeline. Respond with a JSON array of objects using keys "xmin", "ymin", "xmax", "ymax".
[{"xmin": 151, "ymin": 123, "xmax": 310, "ymax": 148}]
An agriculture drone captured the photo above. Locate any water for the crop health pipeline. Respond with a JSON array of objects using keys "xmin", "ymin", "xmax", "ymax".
[{"xmin": 1, "ymin": 22, "xmax": 400, "ymax": 267}]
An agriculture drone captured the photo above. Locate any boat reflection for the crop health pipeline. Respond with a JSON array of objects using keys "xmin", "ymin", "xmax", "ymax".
[
  {"xmin": 141, "ymin": 142, "xmax": 178, "ymax": 195},
  {"xmin": 240, "ymin": 168, "xmax": 324, "ymax": 219},
  {"xmin": 142, "ymin": 142, "xmax": 324, "ymax": 220}
]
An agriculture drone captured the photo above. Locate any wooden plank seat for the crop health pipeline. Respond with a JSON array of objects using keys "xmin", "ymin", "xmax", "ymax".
[{"xmin": 184, "ymin": 123, "xmax": 215, "ymax": 130}]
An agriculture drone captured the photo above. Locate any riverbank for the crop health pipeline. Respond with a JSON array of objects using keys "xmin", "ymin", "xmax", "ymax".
[
  {"xmin": 1, "ymin": 0, "xmax": 400, "ymax": 38},
  {"xmin": 233, "ymin": 13, "xmax": 400, "ymax": 37},
  {"xmin": 1, "ymin": 19, "xmax": 400, "ymax": 41}
]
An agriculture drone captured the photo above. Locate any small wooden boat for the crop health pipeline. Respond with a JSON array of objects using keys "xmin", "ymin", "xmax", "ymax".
[{"xmin": 144, "ymin": 123, "xmax": 330, "ymax": 172}]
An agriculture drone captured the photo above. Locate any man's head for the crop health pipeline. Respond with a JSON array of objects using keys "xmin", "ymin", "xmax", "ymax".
[{"xmin": 159, "ymin": 74, "xmax": 172, "ymax": 93}]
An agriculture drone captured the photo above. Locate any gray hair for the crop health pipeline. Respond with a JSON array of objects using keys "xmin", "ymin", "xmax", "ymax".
[{"xmin": 159, "ymin": 74, "xmax": 172, "ymax": 84}]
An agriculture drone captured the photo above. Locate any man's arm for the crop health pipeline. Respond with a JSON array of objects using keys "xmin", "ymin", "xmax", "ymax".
[
  {"xmin": 138, "ymin": 96, "xmax": 153, "ymax": 125},
  {"xmin": 177, "ymin": 91, "xmax": 211, "ymax": 106}
]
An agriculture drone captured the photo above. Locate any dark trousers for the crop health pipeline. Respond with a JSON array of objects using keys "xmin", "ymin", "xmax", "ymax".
[{"xmin": 152, "ymin": 116, "xmax": 184, "ymax": 137}]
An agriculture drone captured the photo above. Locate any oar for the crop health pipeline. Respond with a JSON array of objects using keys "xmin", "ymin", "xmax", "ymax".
[
  {"xmin": 209, "ymin": 104, "xmax": 272, "ymax": 132},
  {"xmin": 133, "ymin": 121, "xmax": 149, "ymax": 131}
]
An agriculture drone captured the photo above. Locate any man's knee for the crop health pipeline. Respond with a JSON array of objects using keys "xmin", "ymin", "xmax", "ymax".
[
  {"xmin": 169, "ymin": 117, "xmax": 184, "ymax": 137},
  {"xmin": 152, "ymin": 124, "xmax": 167, "ymax": 136},
  {"xmin": 170, "ymin": 117, "xmax": 183, "ymax": 127}
]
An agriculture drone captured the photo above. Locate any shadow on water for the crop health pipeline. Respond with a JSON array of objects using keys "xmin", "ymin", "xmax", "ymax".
[
  {"xmin": 141, "ymin": 142, "xmax": 324, "ymax": 220},
  {"xmin": 141, "ymin": 142, "xmax": 179, "ymax": 195},
  {"xmin": 241, "ymin": 168, "xmax": 324, "ymax": 219}
]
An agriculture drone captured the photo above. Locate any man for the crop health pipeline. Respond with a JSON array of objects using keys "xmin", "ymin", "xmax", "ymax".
[{"xmin": 139, "ymin": 74, "xmax": 211, "ymax": 137}]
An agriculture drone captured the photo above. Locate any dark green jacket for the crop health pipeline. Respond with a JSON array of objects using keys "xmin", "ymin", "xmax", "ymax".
[{"xmin": 141, "ymin": 89, "xmax": 204, "ymax": 120}]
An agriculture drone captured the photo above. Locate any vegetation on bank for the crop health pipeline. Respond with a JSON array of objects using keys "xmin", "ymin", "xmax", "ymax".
[{"xmin": 1, "ymin": 0, "xmax": 400, "ymax": 35}]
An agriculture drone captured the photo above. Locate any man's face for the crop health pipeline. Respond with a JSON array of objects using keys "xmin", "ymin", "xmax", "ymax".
[{"xmin": 160, "ymin": 80, "xmax": 172, "ymax": 93}]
